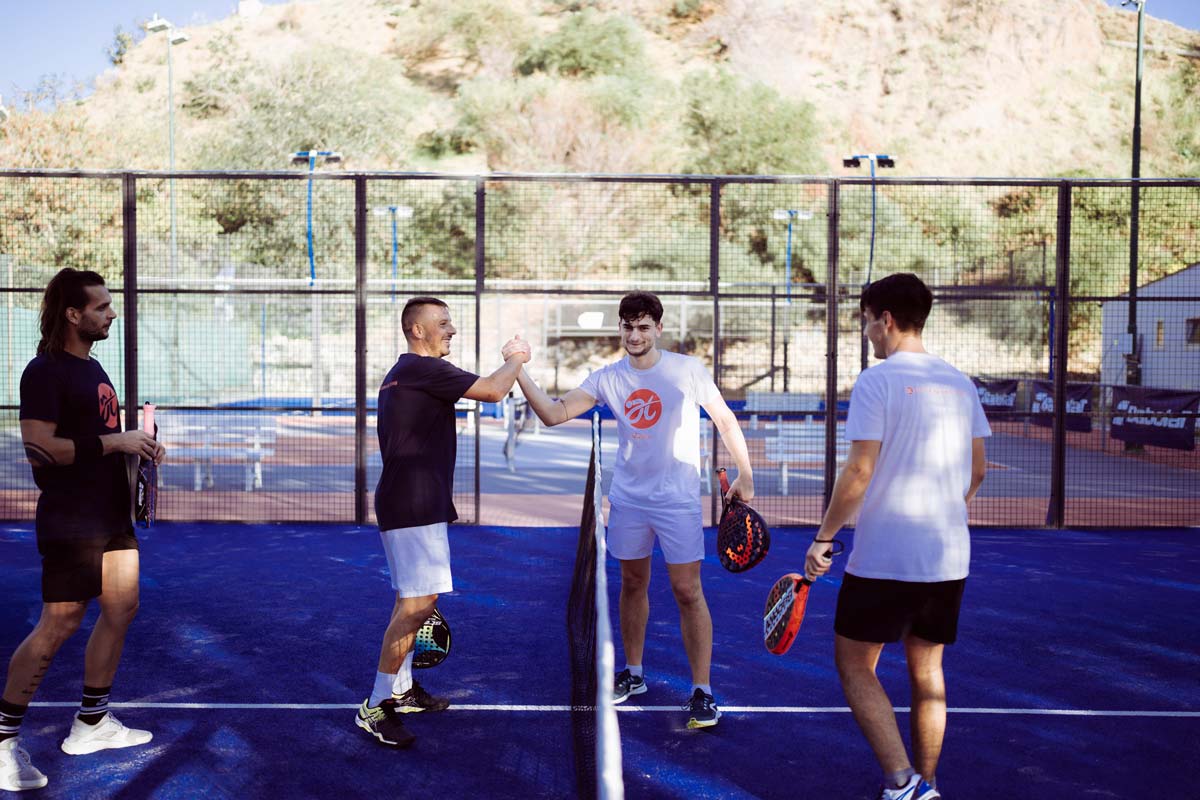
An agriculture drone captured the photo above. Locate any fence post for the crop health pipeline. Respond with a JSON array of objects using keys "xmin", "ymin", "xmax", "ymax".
[
  {"xmin": 710, "ymin": 178, "xmax": 721, "ymax": 526},
  {"xmin": 1048, "ymin": 181, "xmax": 1072, "ymax": 528},
  {"xmin": 122, "ymin": 174, "xmax": 138, "ymax": 433},
  {"xmin": 823, "ymin": 180, "xmax": 840, "ymax": 512},
  {"xmin": 474, "ymin": 179, "xmax": 485, "ymax": 525},
  {"xmin": 354, "ymin": 176, "xmax": 368, "ymax": 525}
]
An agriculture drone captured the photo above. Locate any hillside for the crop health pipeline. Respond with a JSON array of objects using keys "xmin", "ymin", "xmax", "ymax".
[{"xmin": 0, "ymin": 0, "xmax": 1198, "ymax": 177}]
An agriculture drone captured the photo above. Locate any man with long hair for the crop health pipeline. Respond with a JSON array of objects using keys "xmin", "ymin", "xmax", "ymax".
[
  {"xmin": 1, "ymin": 269, "xmax": 164, "ymax": 792},
  {"xmin": 516, "ymin": 291, "xmax": 754, "ymax": 730}
]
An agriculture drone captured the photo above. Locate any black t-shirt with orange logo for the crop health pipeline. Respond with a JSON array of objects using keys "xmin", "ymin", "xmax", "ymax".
[
  {"xmin": 19, "ymin": 352, "xmax": 132, "ymax": 539},
  {"xmin": 374, "ymin": 353, "xmax": 478, "ymax": 531}
]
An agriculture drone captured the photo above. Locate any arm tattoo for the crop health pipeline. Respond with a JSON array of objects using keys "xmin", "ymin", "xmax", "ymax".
[{"xmin": 24, "ymin": 443, "xmax": 56, "ymax": 467}]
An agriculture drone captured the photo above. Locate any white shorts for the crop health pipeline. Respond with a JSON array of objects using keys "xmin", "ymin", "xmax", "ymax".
[
  {"xmin": 606, "ymin": 503, "xmax": 704, "ymax": 564},
  {"xmin": 379, "ymin": 523, "xmax": 453, "ymax": 598}
]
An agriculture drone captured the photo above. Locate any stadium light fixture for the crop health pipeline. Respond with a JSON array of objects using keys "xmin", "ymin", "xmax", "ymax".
[
  {"xmin": 144, "ymin": 13, "xmax": 170, "ymax": 33},
  {"xmin": 142, "ymin": 13, "xmax": 189, "ymax": 280}
]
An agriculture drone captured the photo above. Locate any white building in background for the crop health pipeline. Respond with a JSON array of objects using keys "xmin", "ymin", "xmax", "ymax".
[{"xmin": 1101, "ymin": 263, "xmax": 1200, "ymax": 390}]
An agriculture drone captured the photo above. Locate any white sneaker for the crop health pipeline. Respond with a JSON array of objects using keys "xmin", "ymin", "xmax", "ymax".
[
  {"xmin": 878, "ymin": 774, "xmax": 940, "ymax": 800},
  {"xmin": 0, "ymin": 737, "xmax": 49, "ymax": 791},
  {"xmin": 60, "ymin": 713, "xmax": 153, "ymax": 755}
]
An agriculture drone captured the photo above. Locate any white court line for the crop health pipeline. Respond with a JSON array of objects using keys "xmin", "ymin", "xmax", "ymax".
[{"xmin": 26, "ymin": 702, "xmax": 1200, "ymax": 717}]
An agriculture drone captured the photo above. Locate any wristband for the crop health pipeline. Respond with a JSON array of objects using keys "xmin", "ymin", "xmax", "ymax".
[
  {"xmin": 813, "ymin": 538, "xmax": 834, "ymax": 544},
  {"xmin": 72, "ymin": 436, "xmax": 103, "ymax": 464}
]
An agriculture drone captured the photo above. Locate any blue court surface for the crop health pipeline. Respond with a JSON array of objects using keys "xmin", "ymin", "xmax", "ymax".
[{"xmin": 0, "ymin": 521, "xmax": 1197, "ymax": 798}]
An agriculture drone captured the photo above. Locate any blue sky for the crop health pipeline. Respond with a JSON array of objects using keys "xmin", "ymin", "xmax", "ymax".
[{"xmin": 0, "ymin": 0, "xmax": 1197, "ymax": 104}]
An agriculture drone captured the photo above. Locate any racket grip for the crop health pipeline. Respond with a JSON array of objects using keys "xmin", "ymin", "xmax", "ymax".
[
  {"xmin": 716, "ymin": 467, "xmax": 730, "ymax": 494},
  {"xmin": 142, "ymin": 403, "xmax": 156, "ymax": 436}
]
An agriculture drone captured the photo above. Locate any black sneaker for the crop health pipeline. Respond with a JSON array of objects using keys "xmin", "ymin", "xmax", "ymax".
[
  {"xmin": 355, "ymin": 699, "xmax": 416, "ymax": 748},
  {"xmin": 685, "ymin": 688, "xmax": 720, "ymax": 729},
  {"xmin": 613, "ymin": 669, "xmax": 647, "ymax": 704},
  {"xmin": 393, "ymin": 681, "xmax": 450, "ymax": 713}
]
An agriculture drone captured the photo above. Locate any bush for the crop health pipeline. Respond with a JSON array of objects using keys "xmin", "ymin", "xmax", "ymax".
[
  {"xmin": 680, "ymin": 69, "xmax": 821, "ymax": 176},
  {"xmin": 517, "ymin": 10, "xmax": 646, "ymax": 78}
]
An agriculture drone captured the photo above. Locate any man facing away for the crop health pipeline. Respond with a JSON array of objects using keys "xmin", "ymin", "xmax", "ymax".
[
  {"xmin": 517, "ymin": 291, "xmax": 755, "ymax": 729},
  {"xmin": 3, "ymin": 268, "xmax": 165, "ymax": 792},
  {"xmin": 356, "ymin": 296, "xmax": 530, "ymax": 748},
  {"xmin": 805, "ymin": 273, "xmax": 989, "ymax": 800}
]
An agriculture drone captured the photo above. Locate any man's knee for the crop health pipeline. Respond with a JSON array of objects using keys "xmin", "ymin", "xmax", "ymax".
[
  {"xmin": 100, "ymin": 597, "xmax": 140, "ymax": 628},
  {"xmin": 668, "ymin": 576, "xmax": 704, "ymax": 608},
  {"xmin": 36, "ymin": 604, "xmax": 87, "ymax": 647},
  {"xmin": 620, "ymin": 565, "xmax": 651, "ymax": 595}
]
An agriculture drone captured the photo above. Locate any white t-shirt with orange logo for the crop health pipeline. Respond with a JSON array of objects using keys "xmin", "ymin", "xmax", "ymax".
[{"xmin": 580, "ymin": 350, "xmax": 721, "ymax": 509}]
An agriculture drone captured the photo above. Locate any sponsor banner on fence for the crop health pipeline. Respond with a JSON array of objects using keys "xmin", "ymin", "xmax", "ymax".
[
  {"xmin": 972, "ymin": 378, "xmax": 1019, "ymax": 418},
  {"xmin": 1030, "ymin": 381, "xmax": 1093, "ymax": 433},
  {"xmin": 1110, "ymin": 386, "xmax": 1200, "ymax": 451}
]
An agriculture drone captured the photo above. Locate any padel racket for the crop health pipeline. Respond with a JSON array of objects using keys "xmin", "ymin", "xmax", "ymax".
[
  {"xmin": 135, "ymin": 403, "xmax": 158, "ymax": 528},
  {"xmin": 715, "ymin": 467, "xmax": 770, "ymax": 573},
  {"xmin": 763, "ymin": 539, "xmax": 845, "ymax": 655},
  {"xmin": 413, "ymin": 607, "xmax": 452, "ymax": 669}
]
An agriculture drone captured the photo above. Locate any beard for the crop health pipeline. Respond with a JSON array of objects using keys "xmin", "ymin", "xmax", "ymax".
[{"xmin": 81, "ymin": 325, "xmax": 110, "ymax": 343}]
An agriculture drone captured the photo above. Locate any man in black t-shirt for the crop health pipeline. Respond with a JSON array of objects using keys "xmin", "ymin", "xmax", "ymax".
[
  {"xmin": 2, "ymin": 269, "xmax": 165, "ymax": 792},
  {"xmin": 355, "ymin": 296, "xmax": 531, "ymax": 749}
]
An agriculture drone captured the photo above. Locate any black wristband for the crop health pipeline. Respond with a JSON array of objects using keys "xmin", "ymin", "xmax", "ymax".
[{"xmin": 72, "ymin": 436, "xmax": 103, "ymax": 464}]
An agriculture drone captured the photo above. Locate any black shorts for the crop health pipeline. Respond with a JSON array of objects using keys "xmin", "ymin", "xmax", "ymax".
[
  {"xmin": 38, "ymin": 529, "xmax": 139, "ymax": 603},
  {"xmin": 834, "ymin": 573, "xmax": 966, "ymax": 645}
]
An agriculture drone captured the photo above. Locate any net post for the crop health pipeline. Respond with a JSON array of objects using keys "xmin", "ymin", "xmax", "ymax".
[{"xmin": 1048, "ymin": 181, "xmax": 1072, "ymax": 528}]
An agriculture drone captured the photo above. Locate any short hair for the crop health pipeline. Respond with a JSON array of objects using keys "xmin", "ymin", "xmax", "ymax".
[
  {"xmin": 618, "ymin": 291, "xmax": 663, "ymax": 325},
  {"xmin": 38, "ymin": 268, "xmax": 108, "ymax": 355},
  {"xmin": 401, "ymin": 296, "xmax": 449, "ymax": 339},
  {"xmin": 859, "ymin": 273, "xmax": 933, "ymax": 333}
]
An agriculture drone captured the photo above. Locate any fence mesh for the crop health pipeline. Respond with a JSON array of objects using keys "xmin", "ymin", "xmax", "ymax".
[{"xmin": 1, "ymin": 172, "xmax": 1196, "ymax": 527}]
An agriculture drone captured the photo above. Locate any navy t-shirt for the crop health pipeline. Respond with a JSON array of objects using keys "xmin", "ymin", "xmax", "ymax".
[
  {"xmin": 375, "ymin": 353, "xmax": 479, "ymax": 530},
  {"xmin": 19, "ymin": 352, "xmax": 132, "ymax": 539}
]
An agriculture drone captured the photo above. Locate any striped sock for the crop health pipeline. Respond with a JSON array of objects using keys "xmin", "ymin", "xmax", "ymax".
[
  {"xmin": 0, "ymin": 699, "xmax": 28, "ymax": 742},
  {"xmin": 77, "ymin": 685, "xmax": 112, "ymax": 726}
]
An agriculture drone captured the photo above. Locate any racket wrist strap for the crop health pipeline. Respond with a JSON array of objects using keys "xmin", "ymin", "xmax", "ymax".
[{"xmin": 73, "ymin": 436, "xmax": 103, "ymax": 464}]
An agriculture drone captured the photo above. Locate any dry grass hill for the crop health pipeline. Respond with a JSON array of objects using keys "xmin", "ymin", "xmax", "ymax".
[{"xmin": 0, "ymin": 0, "xmax": 1197, "ymax": 177}]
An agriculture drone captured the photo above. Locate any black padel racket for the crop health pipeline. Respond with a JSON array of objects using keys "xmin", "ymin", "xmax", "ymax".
[
  {"xmin": 413, "ymin": 607, "xmax": 452, "ymax": 669},
  {"xmin": 135, "ymin": 403, "xmax": 158, "ymax": 528},
  {"xmin": 715, "ymin": 467, "xmax": 770, "ymax": 573},
  {"xmin": 763, "ymin": 539, "xmax": 845, "ymax": 655}
]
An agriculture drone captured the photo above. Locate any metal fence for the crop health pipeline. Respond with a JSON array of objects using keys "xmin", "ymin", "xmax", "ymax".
[{"xmin": 1, "ymin": 170, "xmax": 1197, "ymax": 528}]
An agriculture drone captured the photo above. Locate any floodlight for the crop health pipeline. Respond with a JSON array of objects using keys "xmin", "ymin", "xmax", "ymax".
[
  {"xmin": 842, "ymin": 157, "xmax": 861, "ymax": 168},
  {"xmin": 877, "ymin": 157, "xmax": 895, "ymax": 168},
  {"xmin": 395, "ymin": 205, "xmax": 413, "ymax": 218},
  {"xmin": 169, "ymin": 31, "xmax": 189, "ymax": 45},
  {"xmin": 773, "ymin": 209, "xmax": 791, "ymax": 220},
  {"xmin": 323, "ymin": 152, "xmax": 343, "ymax": 164},
  {"xmin": 144, "ymin": 14, "xmax": 171, "ymax": 33},
  {"xmin": 291, "ymin": 152, "xmax": 311, "ymax": 165}
]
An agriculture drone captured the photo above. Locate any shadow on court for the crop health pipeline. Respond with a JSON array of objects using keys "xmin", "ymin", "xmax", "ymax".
[{"xmin": 0, "ymin": 521, "xmax": 1196, "ymax": 798}]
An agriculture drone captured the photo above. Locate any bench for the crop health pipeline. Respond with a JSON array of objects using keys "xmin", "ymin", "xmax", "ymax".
[
  {"xmin": 763, "ymin": 418, "xmax": 848, "ymax": 495},
  {"xmin": 745, "ymin": 391, "xmax": 822, "ymax": 429},
  {"xmin": 158, "ymin": 412, "xmax": 279, "ymax": 491}
]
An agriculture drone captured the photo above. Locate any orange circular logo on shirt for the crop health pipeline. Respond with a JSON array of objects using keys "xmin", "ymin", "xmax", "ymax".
[
  {"xmin": 624, "ymin": 389, "xmax": 662, "ymax": 429},
  {"xmin": 98, "ymin": 384, "xmax": 120, "ymax": 430}
]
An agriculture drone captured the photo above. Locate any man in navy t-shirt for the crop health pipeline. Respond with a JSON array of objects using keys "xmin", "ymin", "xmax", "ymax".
[
  {"xmin": 355, "ymin": 296, "xmax": 530, "ymax": 749},
  {"xmin": 2, "ymin": 269, "xmax": 164, "ymax": 792}
]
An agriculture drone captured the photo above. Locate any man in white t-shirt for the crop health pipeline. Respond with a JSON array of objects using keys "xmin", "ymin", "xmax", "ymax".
[
  {"xmin": 517, "ymin": 291, "xmax": 754, "ymax": 730},
  {"xmin": 805, "ymin": 273, "xmax": 989, "ymax": 800}
]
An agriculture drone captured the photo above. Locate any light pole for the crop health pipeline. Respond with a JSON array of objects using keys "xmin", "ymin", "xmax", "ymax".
[
  {"xmin": 290, "ymin": 150, "xmax": 342, "ymax": 285},
  {"xmin": 843, "ymin": 154, "xmax": 896, "ymax": 369},
  {"xmin": 1121, "ymin": 0, "xmax": 1146, "ymax": 390},
  {"xmin": 144, "ymin": 14, "xmax": 188, "ymax": 276},
  {"xmin": 373, "ymin": 204, "xmax": 414, "ymax": 355},
  {"xmin": 772, "ymin": 208, "xmax": 814, "ymax": 391},
  {"xmin": 289, "ymin": 150, "xmax": 342, "ymax": 410}
]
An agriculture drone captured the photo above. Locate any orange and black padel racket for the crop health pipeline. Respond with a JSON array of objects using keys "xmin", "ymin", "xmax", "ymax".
[
  {"xmin": 763, "ymin": 540, "xmax": 844, "ymax": 655},
  {"xmin": 715, "ymin": 467, "xmax": 770, "ymax": 573}
]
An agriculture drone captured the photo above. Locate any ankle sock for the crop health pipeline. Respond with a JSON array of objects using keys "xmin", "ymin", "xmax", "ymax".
[
  {"xmin": 77, "ymin": 685, "xmax": 112, "ymax": 726},
  {"xmin": 0, "ymin": 699, "xmax": 27, "ymax": 742}
]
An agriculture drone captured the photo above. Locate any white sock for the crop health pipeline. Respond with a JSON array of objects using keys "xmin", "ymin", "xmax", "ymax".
[
  {"xmin": 625, "ymin": 664, "xmax": 643, "ymax": 678},
  {"xmin": 392, "ymin": 651, "xmax": 415, "ymax": 697},
  {"xmin": 369, "ymin": 672, "xmax": 395, "ymax": 708},
  {"xmin": 693, "ymin": 684, "xmax": 712, "ymax": 696}
]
